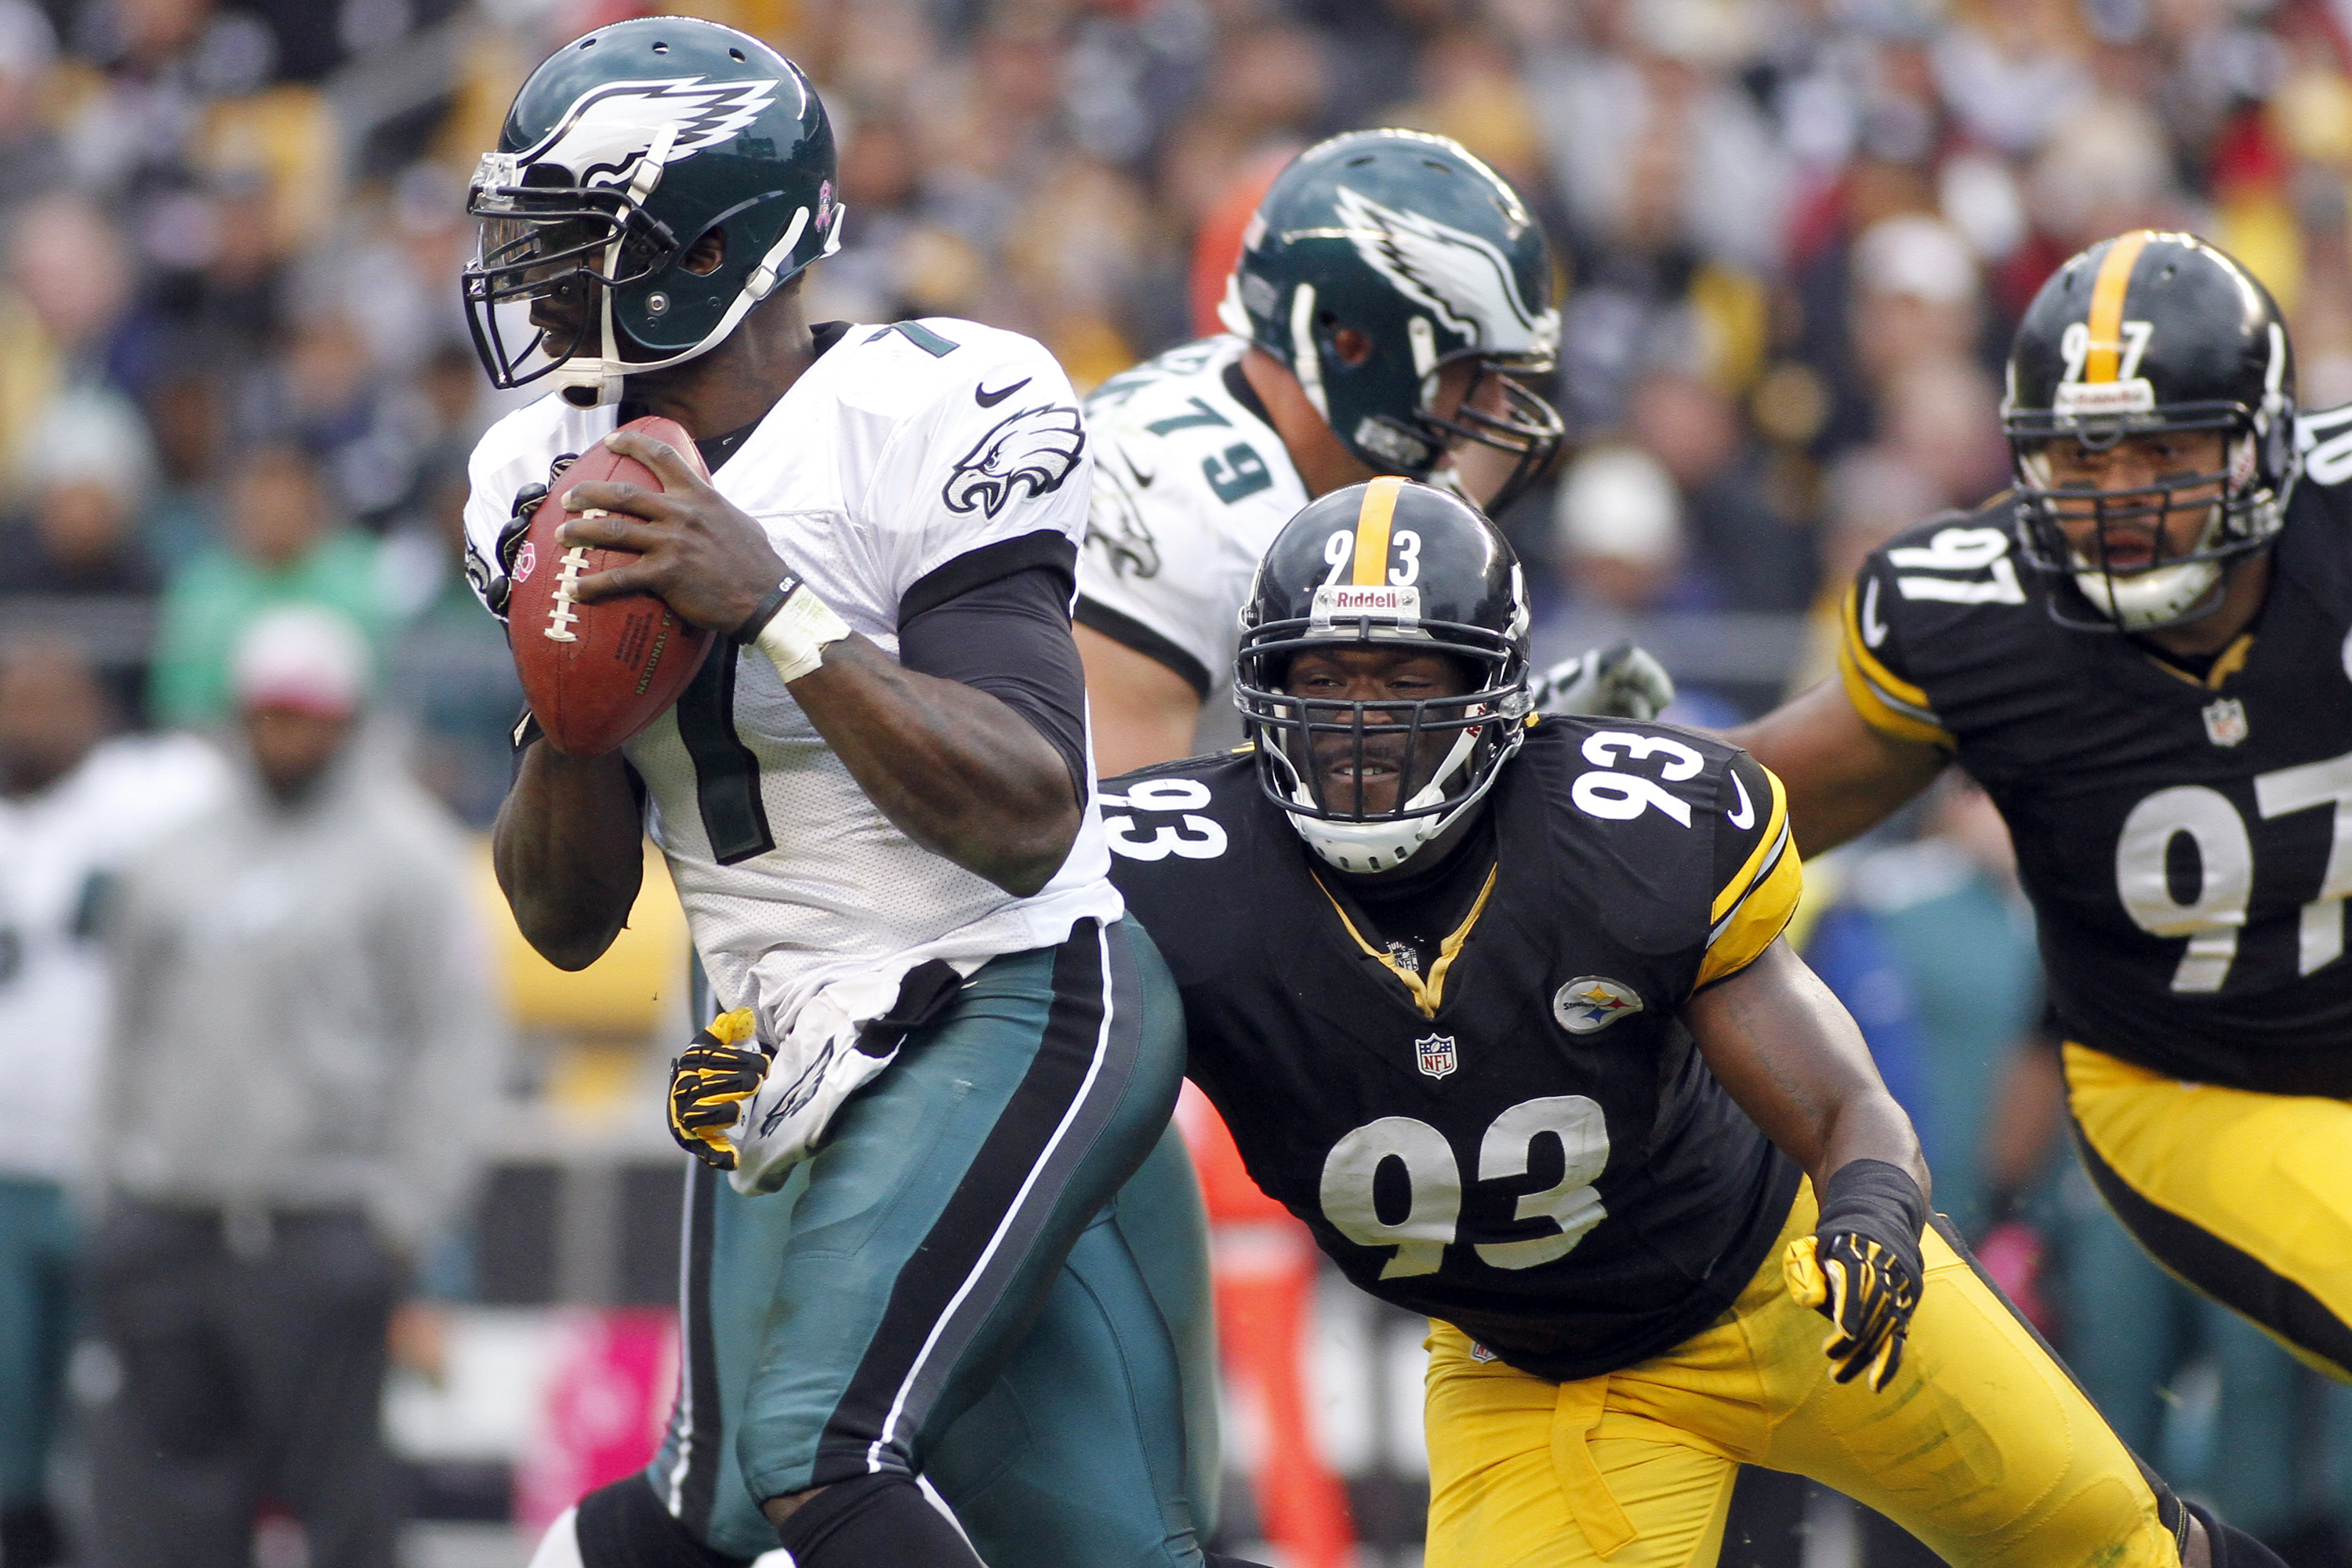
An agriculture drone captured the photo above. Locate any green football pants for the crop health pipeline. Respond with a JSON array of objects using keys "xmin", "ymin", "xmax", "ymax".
[{"xmin": 647, "ymin": 916, "xmax": 1218, "ymax": 1566}]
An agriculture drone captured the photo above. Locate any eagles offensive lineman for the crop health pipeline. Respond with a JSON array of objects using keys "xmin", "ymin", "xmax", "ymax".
[
  {"xmin": 1105, "ymin": 477, "xmax": 2279, "ymax": 1565},
  {"xmin": 1076, "ymin": 129, "xmax": 1668, "ymax": 774},
  {"xmin": 461, "ymin": 22, "xmax": 1229, "ymax": 1568},
  {"xmin": 1733, "ymin": 230, "xmax": 2352, "ymax": 1385}
]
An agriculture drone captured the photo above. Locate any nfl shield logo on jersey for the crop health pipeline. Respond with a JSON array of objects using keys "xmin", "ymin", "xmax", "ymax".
[
  {"xmin": 1555, "ymin": 977, "xmax": 1645, "ymax": 1034},
  {"xmin": 1415, "ymin": 1034, "xmax": 1458, "ymax": 1079},
  {"xmin": 2201, "ymin": 697, "xmax": 2249, "ymax": 747}
]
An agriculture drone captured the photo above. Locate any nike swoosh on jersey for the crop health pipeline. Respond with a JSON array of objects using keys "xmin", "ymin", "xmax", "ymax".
[
  {"xmin": 975, "ymin": 377, "xmax": 1033, "ymax": 408},
  {"xmin": 1727, "ymin": 770, "xmax": 1755, "ymax": 829}
]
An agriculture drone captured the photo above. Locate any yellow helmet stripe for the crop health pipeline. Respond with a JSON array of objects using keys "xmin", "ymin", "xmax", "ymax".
[
  {"xmin": 2084, "ymin": 230, "xmax": 2153, "ymax": 383},
  {"xmin": 1351, "ymin": 475, "xmax": 1405, "ymax": 586}
]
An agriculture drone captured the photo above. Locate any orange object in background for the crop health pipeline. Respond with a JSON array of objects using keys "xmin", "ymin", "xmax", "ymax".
[
  {"xmin": 1176, "ymin": 1084, "xmax": 1358, "ymax": 1568},
  {"xmin": 1189, "ymin": 147, "xmax": 1301, "ymax": 340}
]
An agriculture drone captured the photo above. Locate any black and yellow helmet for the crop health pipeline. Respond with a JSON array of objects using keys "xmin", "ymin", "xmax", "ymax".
[
  {"xmin": 2004, "ymin": 230, "xmax": 2297, "ymax": 630},
  {"xmin": 1236, "ymin": 477, "xmax": 1530, "ymax": 873}
]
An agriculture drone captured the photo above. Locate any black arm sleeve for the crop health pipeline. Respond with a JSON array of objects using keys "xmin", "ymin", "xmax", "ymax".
[{"xmin": 898, "ymin": 532, "xmax": 1091, "ymax": 808}]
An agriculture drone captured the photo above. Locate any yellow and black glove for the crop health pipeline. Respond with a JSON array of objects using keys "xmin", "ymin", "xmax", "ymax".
[
  {"xmin": 1784, "ymin": 1159, "xmax": 1928, "ymax": 1392},
  {"xmin": 667, "ymin": 1008, "xmax": 768, "ymax": 1171}
]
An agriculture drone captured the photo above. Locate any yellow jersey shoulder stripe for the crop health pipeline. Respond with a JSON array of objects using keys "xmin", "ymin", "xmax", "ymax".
[
  {"xmin": 1836, "ymin": 585, "xmax": 1955, "ymax": 750},
  {"xmin": 1711, "ymin": 764, "xmax": 1789, "ymax": 926},
  {"xmin": 1698, "ymin": 818, "xmax": 1802, "ymax": 989}
]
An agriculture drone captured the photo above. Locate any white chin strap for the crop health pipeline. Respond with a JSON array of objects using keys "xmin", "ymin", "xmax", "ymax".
[
  {"xmin": 553, "ymin": 201, "xmax": 844, "ymax": 408},
  {"xmin": 2071, "ymin": 556, "xmax": 2223, "ymax": 630},
  {"xmin": 1287, "ymin": 727, "xmax": 1486, "ymax": 875}
]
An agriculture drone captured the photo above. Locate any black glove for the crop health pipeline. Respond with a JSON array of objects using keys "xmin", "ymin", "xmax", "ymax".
[
  {"xmin": 1784, "ymin": 1159, "xmax": 1928, "ymax": 1392},
  {"xmin": 478, "ymin": 481, "xmax": 550, "ymax": 620},
  {"xmin": 667, "ymin": 1008, "xmax": 768, "ymax": 1171}
]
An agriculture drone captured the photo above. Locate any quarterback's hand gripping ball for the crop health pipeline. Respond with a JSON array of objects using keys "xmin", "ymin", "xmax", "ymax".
[
  {"xmin": 667, "ymin": 1008, "xmax": 770, "ymax": 1171},
  {"xmin": 1533, "ymin": 642, "xmax": 1676, "ymax": 721},
  {"xmin": 507, "ymin": 416, "xmax": 716, "ymax": 756},
  {"xmin": 1784, "ymin": 1228, "xmax": 1924, "ymax": 1392}
]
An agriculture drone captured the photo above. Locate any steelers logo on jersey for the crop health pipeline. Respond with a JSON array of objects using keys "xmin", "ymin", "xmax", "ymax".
[{"xmin": 1555, "ymin": 976, "xmax": 1644, "ymax": 1033}]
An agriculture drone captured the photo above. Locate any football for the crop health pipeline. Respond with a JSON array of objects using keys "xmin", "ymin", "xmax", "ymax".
[{"xmin": 508, "ymin": 416, "xmax": 715, "ymax": 757}]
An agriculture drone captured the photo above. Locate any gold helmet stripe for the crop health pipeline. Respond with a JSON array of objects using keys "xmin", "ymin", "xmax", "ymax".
[
  {"xmin": 1350, "ymin": 474, "xmax": 1406, "ymax": 586},
  {"xmin": 2084, "ymin": 230, "xmax": 2154, "ymax": 383}
]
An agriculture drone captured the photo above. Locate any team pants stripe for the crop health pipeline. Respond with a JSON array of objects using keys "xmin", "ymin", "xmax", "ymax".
[
  {"xmin": 662, "ymin": 1150, "xmax": 724, "ymax": 1532},
  {"xmin": 2063, "ymin": 1041, "xmax": 2352, "ymax": 1381},
  {"xmin": 809, "ymin": 916, "xmax": 1145, "ymax": 1484}
]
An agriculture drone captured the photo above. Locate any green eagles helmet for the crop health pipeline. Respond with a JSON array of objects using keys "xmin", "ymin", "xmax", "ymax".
[
  {"xmin": 463, "ymin": 17, "xmax": 841, "ymax": 408},
  {"xmin": 1218, "ymin": 129, "xmax": 1563, "ymax": 510}
]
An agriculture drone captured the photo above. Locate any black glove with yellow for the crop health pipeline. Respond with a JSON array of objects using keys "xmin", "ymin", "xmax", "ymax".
[
  {"xmin": 1784, "ymin": 1159, "xmax": 1928, "ymax": 1392},
  {"xmin": 667, "ymin": 1008, "xmax": 768, "ymax": 1171}
]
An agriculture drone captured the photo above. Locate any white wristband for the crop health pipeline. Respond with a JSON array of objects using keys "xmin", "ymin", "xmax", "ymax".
[{"xmin": 750, "ymin": 579, "xmax": 851, "ymax": 684}]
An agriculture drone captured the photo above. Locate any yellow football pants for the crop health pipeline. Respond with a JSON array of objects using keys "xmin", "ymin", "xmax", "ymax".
[
  {"xmin": 1423, "ymin": 1181, "xmax": 2182, "ymax": 1568},
  {"xmin": 2064, "ymin": 1040, "xmax": 2352, "ymax": 1382}
]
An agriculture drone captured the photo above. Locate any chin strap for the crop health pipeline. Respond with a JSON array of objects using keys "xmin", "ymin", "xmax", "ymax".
[
  {"xmin": 553, "ymin": 198, "xmax": 845, "ymax": 408},
  {"xmin": 1285, "ymin": 723, "xmax": 1501, "ymax": 874}
]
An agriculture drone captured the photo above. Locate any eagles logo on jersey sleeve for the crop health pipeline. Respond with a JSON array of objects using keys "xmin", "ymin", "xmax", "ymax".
[
  {"xmin": 1075, "ymin": 336, "xmax": 1310, "ymax": 699},
  {"xmin": 1842, "ymin": 452, "xmax": 2352, "ymax": 1095},
  {"xmin": 1104, "ymin": 721, "xmax": 1803, "ymax": 1383},
  {"xmin": 828, "ymin": 321, "xmax": 1091, "ymax": 594}
]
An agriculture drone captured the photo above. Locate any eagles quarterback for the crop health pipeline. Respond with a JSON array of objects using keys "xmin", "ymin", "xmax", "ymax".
[
  {"xmin": 1733, "ymin": 230, "xmax": 2352, "ymax": 1388},
  {"xmin": 1076, "ymin": 128, "xmax": 1669, "ymax": 774},
  {"xmin": 460, "ymin": 21, "xmax": 1232, "ymax": 1568},
  {"xmin": 1103, "ymin": 477, "xmax": 2283, "ymax": 1566}
]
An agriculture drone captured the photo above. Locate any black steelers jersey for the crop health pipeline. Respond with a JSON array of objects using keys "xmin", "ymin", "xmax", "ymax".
[
  {"xmin": 1105, "ymin": 719, "xmax": 1803, "ymax": 1383},
  {"xmin": 1841, "ymin": 411, "xmax": 2352, "ymax": 1094}
]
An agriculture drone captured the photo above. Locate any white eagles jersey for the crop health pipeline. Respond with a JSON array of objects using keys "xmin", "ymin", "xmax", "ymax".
[
  {"xmin": 1076, "ymin": 335, "xmax": 1311, "ymax": 710},
  {"xmin": 463, "ymin": 318, "xmax": 1119, "ymax": 1040},
  {"xmin": 0, "ymin": 733, "xmax": 227, "ymax": 1181}
]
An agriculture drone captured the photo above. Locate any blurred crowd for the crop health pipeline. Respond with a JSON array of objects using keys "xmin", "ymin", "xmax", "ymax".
[
  {"xmin": 1, "ymin": 0, "xmax": 2349, "ymax": 770},
  {"xmin": 9, "ymin": 0, "xmax": 2352, "ymax": 1559}
]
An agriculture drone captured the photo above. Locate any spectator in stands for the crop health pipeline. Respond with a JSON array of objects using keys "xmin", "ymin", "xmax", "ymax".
[
  {"xmin": 1552, "ymin": 442, "xmax": 1685, "ymax": 615},
  {"xmin": 0, "ymin": 194, "xmax": 135, "ymax": 469},
  {"xmin": 0, "ymin": 0, "xmax": 60, "ymax": 216},
  {"xmin": 1627, "ymin": 365, "xmax": 1818, "ymax": 612},
  {"xmin": 0, "ymin": 637, "xmax": 223, "ymax": 1568},
  {"xmin": 83, "ymin": 605, "xmax": 498, "ymax": 1568},
  {"xmin": 147, "ymin": 442, "xmax": 382, "ymax": 728},
  {"xmin": 0, "ymin": 387, "xmax": 158, "ymax": 596}
]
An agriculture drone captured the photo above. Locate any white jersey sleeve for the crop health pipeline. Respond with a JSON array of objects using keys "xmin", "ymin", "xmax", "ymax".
[
  {"xmin": 842, "ymin": 321, "xmax": 1092, "ymax": 597},
  {"xmin": 1075, "ymin": 336, "xmax": 1310, "ymax": 698}
]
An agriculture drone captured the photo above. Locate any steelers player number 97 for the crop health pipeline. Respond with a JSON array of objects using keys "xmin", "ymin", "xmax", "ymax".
[{"xmin": 2118, "ymin": 749, "xmax": 2352, "ymax": 990}]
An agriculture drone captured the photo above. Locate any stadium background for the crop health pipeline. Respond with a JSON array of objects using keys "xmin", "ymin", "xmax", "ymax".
[{"xmin": 9, "ymin": 0, "xmax": 2352, "ymax": 1561}]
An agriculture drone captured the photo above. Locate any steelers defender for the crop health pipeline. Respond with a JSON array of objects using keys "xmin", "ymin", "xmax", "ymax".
[
  {"xmin": 1733, "ymin": 230, "xmax": 2352, "ymax": 1387},
  {"xmin": 1076, "ymin": 128, "xmax": 1667, "ymax": 774},
  {"xmin": 461, "ymin": 21, "xmax": 1229, "ymax": 1568},
  {"xmin": 1102, "ymin": 476, "xmax": 2281, "ymax": 1566}
]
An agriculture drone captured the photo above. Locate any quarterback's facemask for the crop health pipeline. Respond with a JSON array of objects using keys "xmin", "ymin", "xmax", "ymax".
[
  {"xmin": 461, "ymin": 18, "xmax": 844, "ymax": 408},
  {"xmin": 1237, "ymin": 477, "xmax": 1532, "ymax": 875}
]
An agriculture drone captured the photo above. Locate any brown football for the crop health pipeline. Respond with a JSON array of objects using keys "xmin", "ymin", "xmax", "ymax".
[{"xmin": 509, "ymin": 416, "xmax": 714, "ymax": 757}]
